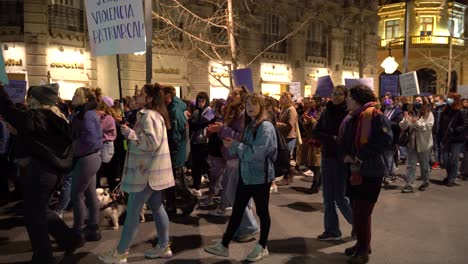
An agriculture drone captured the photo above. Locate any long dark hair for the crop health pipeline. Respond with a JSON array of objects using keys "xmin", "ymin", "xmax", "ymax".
[
  {"xmin": 143, "ymin": 83, "xmax": 171, "ymax": 130},
  {"xmin": 408, "ymin": 96, "xmax": 430, "ymax": 119},
  {"xmin": 224, "ymin": 87, "xmax": 248, "ymax": 126}
]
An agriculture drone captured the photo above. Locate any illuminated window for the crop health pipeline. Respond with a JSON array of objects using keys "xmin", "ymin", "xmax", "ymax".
[
  {"xmin": 385, "ymin": 20, "xmax": 399, "ymax": 39},
  {"xmin": 419, "ymin": 17, "xmax": 433, "ymax": 36}
]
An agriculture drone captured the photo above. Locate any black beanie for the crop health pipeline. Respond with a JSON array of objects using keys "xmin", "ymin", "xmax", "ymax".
[{"xmin": 29, "ymin": 84, "xmax": 59, "ymax": 106}]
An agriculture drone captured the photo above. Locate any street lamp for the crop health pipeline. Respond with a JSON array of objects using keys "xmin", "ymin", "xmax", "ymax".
[{"xmin": 381, "ymin": 43, "xmax": 399, "ymax": 74}]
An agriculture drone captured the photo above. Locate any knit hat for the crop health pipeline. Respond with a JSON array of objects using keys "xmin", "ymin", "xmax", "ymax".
[
  {"xmin": 101, "ymin": 96, "xmax": 114, "ymax": 107},
  {"xmin": 29, "ymin": 84, "xmax": 59, "ymax": 106}
]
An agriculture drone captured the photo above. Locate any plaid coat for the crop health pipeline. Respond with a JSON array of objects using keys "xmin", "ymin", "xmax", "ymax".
[{"xmin": 121, "ymin": 109, "xmax": 174, "ymax": 192}]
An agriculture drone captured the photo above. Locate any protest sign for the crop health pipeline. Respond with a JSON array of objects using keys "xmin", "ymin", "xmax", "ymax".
[
  {"xmin": 316, "ymin": 75, "xmax": 334, "ymax": 97},
  {"xmin": 380, "ymin": 75, "xmax": 399, "ymax": 96},
  {"xmin": 0, "ymin": 49, "xmax": 8, "ymax": 85},
  {"xmin": 85, "ymin": 0, "xmax": 146, "ymax": 56},
  {"xmin": 289, "ymin": 82, "xmax": 301, "ymax": 100},
  {"xmin": 232, "ymin": 68, "xmax": 254, "ymax": 93},
  {"xmin": 345, "ymin": 78, "xmax": 374, "ymax": 90},
  {"xmin": 399, "ymin": 71, "xmax": 420, "ymax": 96},
  {"xmin": 458, "ymin": 85, "xmax": 468, "ymax": 98},
  {"xmin": 4, "ymin": 80, "xmax": 27, "ymax": 103}
]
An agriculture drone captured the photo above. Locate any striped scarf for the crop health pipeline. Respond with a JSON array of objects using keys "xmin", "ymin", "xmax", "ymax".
[{"xmin": 338, "ymin": 102, "xmax": 380, "ymax": 151}]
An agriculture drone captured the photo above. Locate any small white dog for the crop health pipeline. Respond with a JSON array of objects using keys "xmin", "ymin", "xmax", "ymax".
[{"xmin": 96, "ymin": 188, "xmax": 146, "ymax": 230}]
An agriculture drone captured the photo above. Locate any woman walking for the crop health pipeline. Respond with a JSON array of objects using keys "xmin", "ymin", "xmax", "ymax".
[
  {"xmin": 204, "ymin": 93, "xmax": 277, "ymax": 262},
  {"xmin": 99, "ymin": 84, "xmax": 175, "ymax": 263},
  {"xmin": 400, "ymin": 96, "xmax": 434, "ymax": 193},
  {"xmin": 339, "ymin": 85, "xmax": 393, "ymax": 264},
  {"xmin": 0, "ymin": 84, "xmax": 79, "ymax": 263},
  {"xmin": 313, "ymin": 85, "xmax": 353, "ymax": 241},
  {"xmin": 276, "ymin": 92, "xmax": 298, "ymax": 185},
  {"xmin": 70, "ymin": 87, "xmax": 103, "ymax": 242}
]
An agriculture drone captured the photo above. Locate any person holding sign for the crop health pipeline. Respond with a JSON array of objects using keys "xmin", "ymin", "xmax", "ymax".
[{"xmin": 399, "ymin": 96, "xmax": 434, "ymax": 193}]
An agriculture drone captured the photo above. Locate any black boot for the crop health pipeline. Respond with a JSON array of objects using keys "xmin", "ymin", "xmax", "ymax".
[
  {"xmin": 84, "ymin": 224, "xmax": 102, "ymax": 242},
  {"xmin": 307, "ymin": 183, "xmax": 319, "ymax": 194}
]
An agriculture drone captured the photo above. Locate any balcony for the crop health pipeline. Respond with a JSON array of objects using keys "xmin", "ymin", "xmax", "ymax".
[
  {"xmin": 48, "ymin": 5, "xmax": 84, "ymax": 33},
  {"xmin": 0, "ymin": 0, "xmax": 24, "ymax": 30},
  {"xmin": 263, "ymin": 34, "xmax": 287, "ymax": 53},
  {"xmin": 306, "ymin": 41, "xmax": 326, "ymax": 57},
  {"xmin": 380, "ymin": 36, "xmax": 465, "ymax": 48}
]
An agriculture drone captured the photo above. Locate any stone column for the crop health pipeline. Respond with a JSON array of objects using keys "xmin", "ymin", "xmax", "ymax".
[
  {"xmin": 288, "ymin": 22, "xmax": 306, "ymax": 95},
  {"xmin": 24, "ymin": 0, "xmax": 48, "ymax": 86},
  {"xmin": 329, "ymin": 27, "xmax": 345, "ymax": 85}
]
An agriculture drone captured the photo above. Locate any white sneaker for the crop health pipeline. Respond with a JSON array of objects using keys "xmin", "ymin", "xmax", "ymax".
[
  {"xmin": 98, "ymin": 248, "xmax": 128, "ymax": 264},
  {"xmin": 246, "ymin": 243, "xmax": 269, "ymax": 262},
  {"xmin": 189, "ymin": 188, "xmax": 203, "ymax": 197},
  {"xmin": 303, "ymin": 170, "xmax": 314, "ymax": 177},
  {"xmin": 204, "ymin": 241, "xmax": 229, "ymax": 257},
  {"xmin": 144, "ymin": 244, "xmax": 173, "ymax": 259}
]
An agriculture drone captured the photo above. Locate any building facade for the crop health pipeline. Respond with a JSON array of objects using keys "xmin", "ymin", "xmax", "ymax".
[
  {"xmin": 0, "ymin": 0, "xmax": 380, "ymax": 100},
  {"xmin": 378, "ymin": 0, "xmax": 468, "ymax": 95}
]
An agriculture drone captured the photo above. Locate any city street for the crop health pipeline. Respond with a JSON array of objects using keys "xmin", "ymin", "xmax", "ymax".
[{"xmin": 0, "ymin": 166, "xmax": 467, "ymax": 264}]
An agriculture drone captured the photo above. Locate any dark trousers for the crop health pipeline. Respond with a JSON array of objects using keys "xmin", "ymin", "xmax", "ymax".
[
  {"xmin": 311, "ymin": 166, "xmax": 322, "ymax": 187},
  {"xmin": 165, "ymin": 167, "xmax": 196, "ymax": 210},
  {"xmin": 22, "ymin": 159, "xmax": 75, "ymax": 263},
  {"xmin": 0, "ymin": 155, "xmax": 10, "ymax": 203},
  {"xmin": 190, "ymin": 144, "xmax": 209, "ymax": 190},
  {"xmin": 352, "ymin": 199, "xmax": 375, "ymax": 256},
  {"xmin": 350, "ymin": 179, "xmax": 381, "ymax": 257},
  {"xmin": 222, "ymin": 178, "xmax": 272, "ymax": 248},
  {"xmin": 96, "ymin": 157, "xmax": 120, "ymax": 191}
]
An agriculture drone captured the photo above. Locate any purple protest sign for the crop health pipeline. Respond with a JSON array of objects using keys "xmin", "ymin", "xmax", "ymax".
[
  {"xmin": 316, "ymin": 75, "xmax": 334, "ymax": 97},
  {"xmin": 232, "ymin": 68, "xmax": 254, "ymax": 93},
  {"xmin": 380, "ymin": 75, "xmax": 399, "ymax": 96},
  {"xmin": 4, "ymin": 80, "xmax": 27, "ymax": 104}
]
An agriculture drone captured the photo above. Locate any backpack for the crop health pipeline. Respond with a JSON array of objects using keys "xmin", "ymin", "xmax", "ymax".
[{"xmin": 254, "ymin": 120, "xmax": 290, "ymax": 178}]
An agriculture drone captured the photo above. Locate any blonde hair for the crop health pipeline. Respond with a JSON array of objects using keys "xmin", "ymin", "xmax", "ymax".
[
  {"xmin": 97, "ymin": 100, "xmax": 119, "ymax": 119},
  {"xmin": 28, "ymin": 97, "xmax": 68, "ymax": 122},
  {"xmin": 244, "ymin": 93, "xmax": 266, "ymax": 129},
  {"xmin": 280, "ymin": 92, "xmax": 293, "ymax": 111}
]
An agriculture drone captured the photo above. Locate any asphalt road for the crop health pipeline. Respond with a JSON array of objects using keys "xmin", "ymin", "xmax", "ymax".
[{"xmin": 0, "ymin": 165, "xmax": 467, "ymax": 264}]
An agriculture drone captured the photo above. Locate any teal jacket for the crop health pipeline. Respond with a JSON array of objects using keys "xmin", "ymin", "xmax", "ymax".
[
  {"xmin": 230, "ymin": 120, "xmax": 277, "ymax": 185},
  {"xmin": 167, "ymin": 96, "xmax": 187, "ymax": 168}
]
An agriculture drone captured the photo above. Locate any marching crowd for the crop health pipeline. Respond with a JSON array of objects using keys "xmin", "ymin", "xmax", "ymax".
[{"xmin": 0, "ymin": 82, "xmax": 467, "ymax": 264}]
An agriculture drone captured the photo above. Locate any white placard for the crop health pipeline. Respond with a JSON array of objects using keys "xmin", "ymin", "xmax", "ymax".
[
  {"xmin": 289, "ymin": 82, "xmax": 301, "ymax": 100},
  {"xmin": 345, "ymin": 78, "xmax": 374, "ymax": 90},
  {"xmin": 399, "ymin": 72, "xmax": 420, "ymax": 96},
  {"xmin": 458, "ymin": 85, "xmax": 468, "ymax": 98},
  {"xmin": 85, "ymin": 0, "xmax": 146, "ymax": 56}
]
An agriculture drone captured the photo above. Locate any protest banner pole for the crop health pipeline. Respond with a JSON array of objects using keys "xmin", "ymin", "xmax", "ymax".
[{"xmin": 116, "ymin": 54, "xmax": 124, "ymax": 112}]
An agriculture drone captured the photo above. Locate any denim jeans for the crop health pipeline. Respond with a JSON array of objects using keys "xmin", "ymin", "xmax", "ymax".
[
  {"xmin": 432, "ymin": 134, "xmax": 442, "ymax": 163},
  {"xmin": 220, "ymin": 159, "xmax": 259, "ymax": 237},
  {"xmin": 117, "ymin": 184, "xmax": 170, "ymax": 253},
  {"xmin": 383, "ymin": 150, "xmax": 397, "ymax": 176},
  {"xmin": 55, "ymin": 171, "xmax": 73, "ymax": 214},
  {"xmin": 405, "ymin": 149, "xmax": 431, "ymax": 185},
  {"xmin": 321, "ymin": 157, "xmax": 353, "ymax": 237},
  {"xmin": 399, "ymin": 146, "xmax": 407, "ymax": 160},
  {"xmin": 442, "ymin": 143, "xmax": 464, "ymax": 183},
  {"xmin": 71, "ymin": 152, "xmax": 101, "ymax": 231}
]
